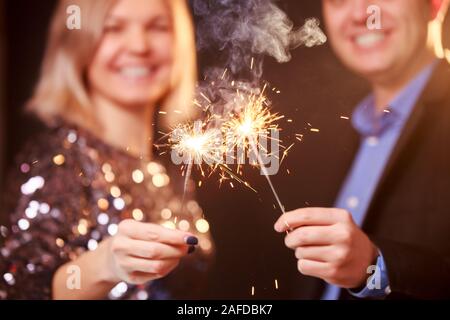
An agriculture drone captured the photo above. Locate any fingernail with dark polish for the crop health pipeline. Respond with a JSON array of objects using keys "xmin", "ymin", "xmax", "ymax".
[
  {"xmin": 185, "ymin": 236, "xmax": 198, "ymax": 245},
  {"xmin": 188, "ymin": 246, "xmax": 196, "ymax": 254}
]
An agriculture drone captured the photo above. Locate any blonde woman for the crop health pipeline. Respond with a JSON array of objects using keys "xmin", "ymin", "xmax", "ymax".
[{"xmin": 0, "ymin": 0, "xmax": 213, "ymax": 300}]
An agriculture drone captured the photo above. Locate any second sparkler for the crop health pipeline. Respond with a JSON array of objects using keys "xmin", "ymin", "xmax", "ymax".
[{"xmin": 161, "ymin": 82, "xmax": 291, "ymax": 215}]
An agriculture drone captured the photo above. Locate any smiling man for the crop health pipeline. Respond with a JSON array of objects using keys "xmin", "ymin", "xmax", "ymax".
[{"xmin": 275, "ymin": 0, "xmax": 450, "ymax": 300}]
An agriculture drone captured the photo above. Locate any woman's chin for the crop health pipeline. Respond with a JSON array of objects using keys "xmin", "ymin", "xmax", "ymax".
[{"xmin": 98, "ymin": 94, "xmax": 151, "ymax": 110}]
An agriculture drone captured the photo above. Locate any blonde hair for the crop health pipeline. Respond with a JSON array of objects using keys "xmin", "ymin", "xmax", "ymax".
[
  {"xmin": 28, "ymin": 0, "xmax": 198, "ymax": 129},
  {"xmin": 428, "ymin": 0, "xmax": 450, "ymax": 62}
]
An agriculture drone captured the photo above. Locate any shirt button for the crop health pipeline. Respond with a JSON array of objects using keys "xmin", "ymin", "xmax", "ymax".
[
  {"xmin": 346, "ymin": 196, "xmax": 359, "ymax": 209},
  {"xmin": 366, "ymin": 136, "xmax": 379, "ymax": 146}
]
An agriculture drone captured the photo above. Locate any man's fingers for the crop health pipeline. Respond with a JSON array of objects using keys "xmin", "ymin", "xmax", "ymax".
[
  {"xmin": 297, "ymin": 259, "xmax": 332, "ymax": 279},
  {"xmin": 275, "ymin": 208, "xmax": 350, "ymax": 232},
  {"xmin": 118, "ymin": 220, "xmax": 197, "ymax": 246},
  {"xmin": 284, "ymin": 226, "xmax": 337, "ymax": 248},
  {"xmin": 295, "ymin": 246, "xmax": 339, "ymax": 262}
]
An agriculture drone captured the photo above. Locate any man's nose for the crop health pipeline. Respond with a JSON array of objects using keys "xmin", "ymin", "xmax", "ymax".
[{"xmin": 349, "ymin": 0, "xmax": 373, "ymax": 25}]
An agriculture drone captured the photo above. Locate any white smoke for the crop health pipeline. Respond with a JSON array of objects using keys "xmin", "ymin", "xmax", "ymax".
[{"xmin": 191, "ymin": 0, "xmax": 326, "ymax": 117}]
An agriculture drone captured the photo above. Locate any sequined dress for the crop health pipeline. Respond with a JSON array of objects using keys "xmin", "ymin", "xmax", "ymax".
[{"xmin": 0, "ymin": 121, "xmax": 213, "ymax": 300}]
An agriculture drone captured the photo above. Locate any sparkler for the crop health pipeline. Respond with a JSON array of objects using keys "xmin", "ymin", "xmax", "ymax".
[
  {"xmin": 166, "ymin": 118, "xmax": 255, "ymax": 210},
  {"xmin": 158, "ymin": 56, "xmax": 296, "ymax": 219},
  {"xmin": 222, "ymin": 84, "xmax": 287, "ymax": 214},
  {"xmin": 169, "ymin": 120, "xmax": 222, "ymax": 175},
  {"xmin": 160, "ymin": 78, "xmax": 291, "ymax": 216},
  {"xmin": 168, "ymin": 119, "xmax": 221, "ymax": 209}
]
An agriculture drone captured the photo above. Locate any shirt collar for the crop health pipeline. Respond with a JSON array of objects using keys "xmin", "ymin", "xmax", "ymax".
[{"xmin": 352, "ymin": 61, "xmax": 438, "ymax": 137}]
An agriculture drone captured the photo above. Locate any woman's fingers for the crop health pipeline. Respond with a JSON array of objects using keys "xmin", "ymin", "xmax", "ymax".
[
  {"xmin": 127, "ymin": 272, "xmax": 159, "ymax": 285},
  {"xmin": 122, "ymin": 238, "xmax": 192, "ymax": 260},
  {"xmin": 108, "ymin": 221, "xmax": 198, "ymax": 285},
  {"xmin": 117, "ymin": 219, "xmax": 197, "ymax": 246},
  {"xmin": 122, "ymin": 257, "xmax": 180, "ymax": 276}
]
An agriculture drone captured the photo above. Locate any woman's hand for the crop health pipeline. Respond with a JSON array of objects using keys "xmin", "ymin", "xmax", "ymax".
[{"xmin": 101, "ymin": 219, "xmax": 198, "ymax": 285}]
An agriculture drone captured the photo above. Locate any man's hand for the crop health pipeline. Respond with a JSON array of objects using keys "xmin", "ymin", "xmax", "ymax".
[{"xmin": 274, "ymin": 208, "xmax": 378, "ymax": 289}]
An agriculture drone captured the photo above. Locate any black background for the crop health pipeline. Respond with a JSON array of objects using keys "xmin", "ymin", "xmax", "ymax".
[
  {"xmin": 0, "ymin": 0, "xmax": 397, "ymax": 300},
  {"xmin": 1, "ymin": 0, "xmax": 448, "ymax": 299}
]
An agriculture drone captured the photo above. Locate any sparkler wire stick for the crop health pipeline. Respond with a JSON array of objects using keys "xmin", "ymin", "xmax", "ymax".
[
  {"xmin": 248, "ymin": 136, "xmax": 285, "ymax": 214},
  {"xmin": 180, "ymin": 156, "xmax": 194, "ymax": 214}
]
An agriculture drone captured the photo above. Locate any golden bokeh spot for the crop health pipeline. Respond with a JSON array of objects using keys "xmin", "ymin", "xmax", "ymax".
[
  {"xmin": 161, "ymin": 208, "xmax": 172, "ymax": 220},
  {"xmin": 110, "ymin": 186, "xmax": 121, "ymax": 198},
  {"xmin": 152, "ymin": 173, "xmax": 170, "ymax": 188},
  {"xmin": 97, "ymin": 198, "xmax": 109, "ymax": 211},
  {"xmin": 161, "ymin": 221, "xmax": 176, "ymax": 230},
  {"xmin": 195, "ymin": 218, "xmax": 210, "ymax": 234},
  {"xmin": 56, "ymin": 238, "xmax": 65, "ymax": 248},
  {"xmin": 53, "ymin": 154, "xmax": 65, "ymax": 166},
  {"xmin": 147, "ymin": 162, "xmax": 162, "ymax": 175},
  {"xmin": 132, "ymin": 169, "xmax": 145, "ymax": 184},
  {"xmin": 132, "ymin": 208, "xmax": 144, "ymax": 221},
  {"xmin": 178, "ymin": 220, "xmax": 190, "ymax": 232}
]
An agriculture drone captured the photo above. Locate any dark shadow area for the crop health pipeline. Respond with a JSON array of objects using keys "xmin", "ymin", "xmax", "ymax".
[
  {"xmin": 0, "ymin": 0, "xmax": 5, "ymax": 191},
  {"xmin": 0, "ymin": 0, "xmax": 372, "ymax": 300},
  {"xmin": 2, "ymin": 0, "xmax": 448, "ymax": 299}
]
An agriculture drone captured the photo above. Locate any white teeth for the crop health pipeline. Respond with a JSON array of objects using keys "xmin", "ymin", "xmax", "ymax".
[
  {"xmin": 119, "ymin": 67, "xmax": 152, "ymax": 78},
  {"xmin": 355, "ymin": 32, "xmax": 385, "ymax": 48}
]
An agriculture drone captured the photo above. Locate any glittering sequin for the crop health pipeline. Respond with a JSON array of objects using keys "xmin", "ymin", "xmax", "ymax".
[{"xmin": 0, "ymin": 121, "xmax": 212, "ymax": 300}]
